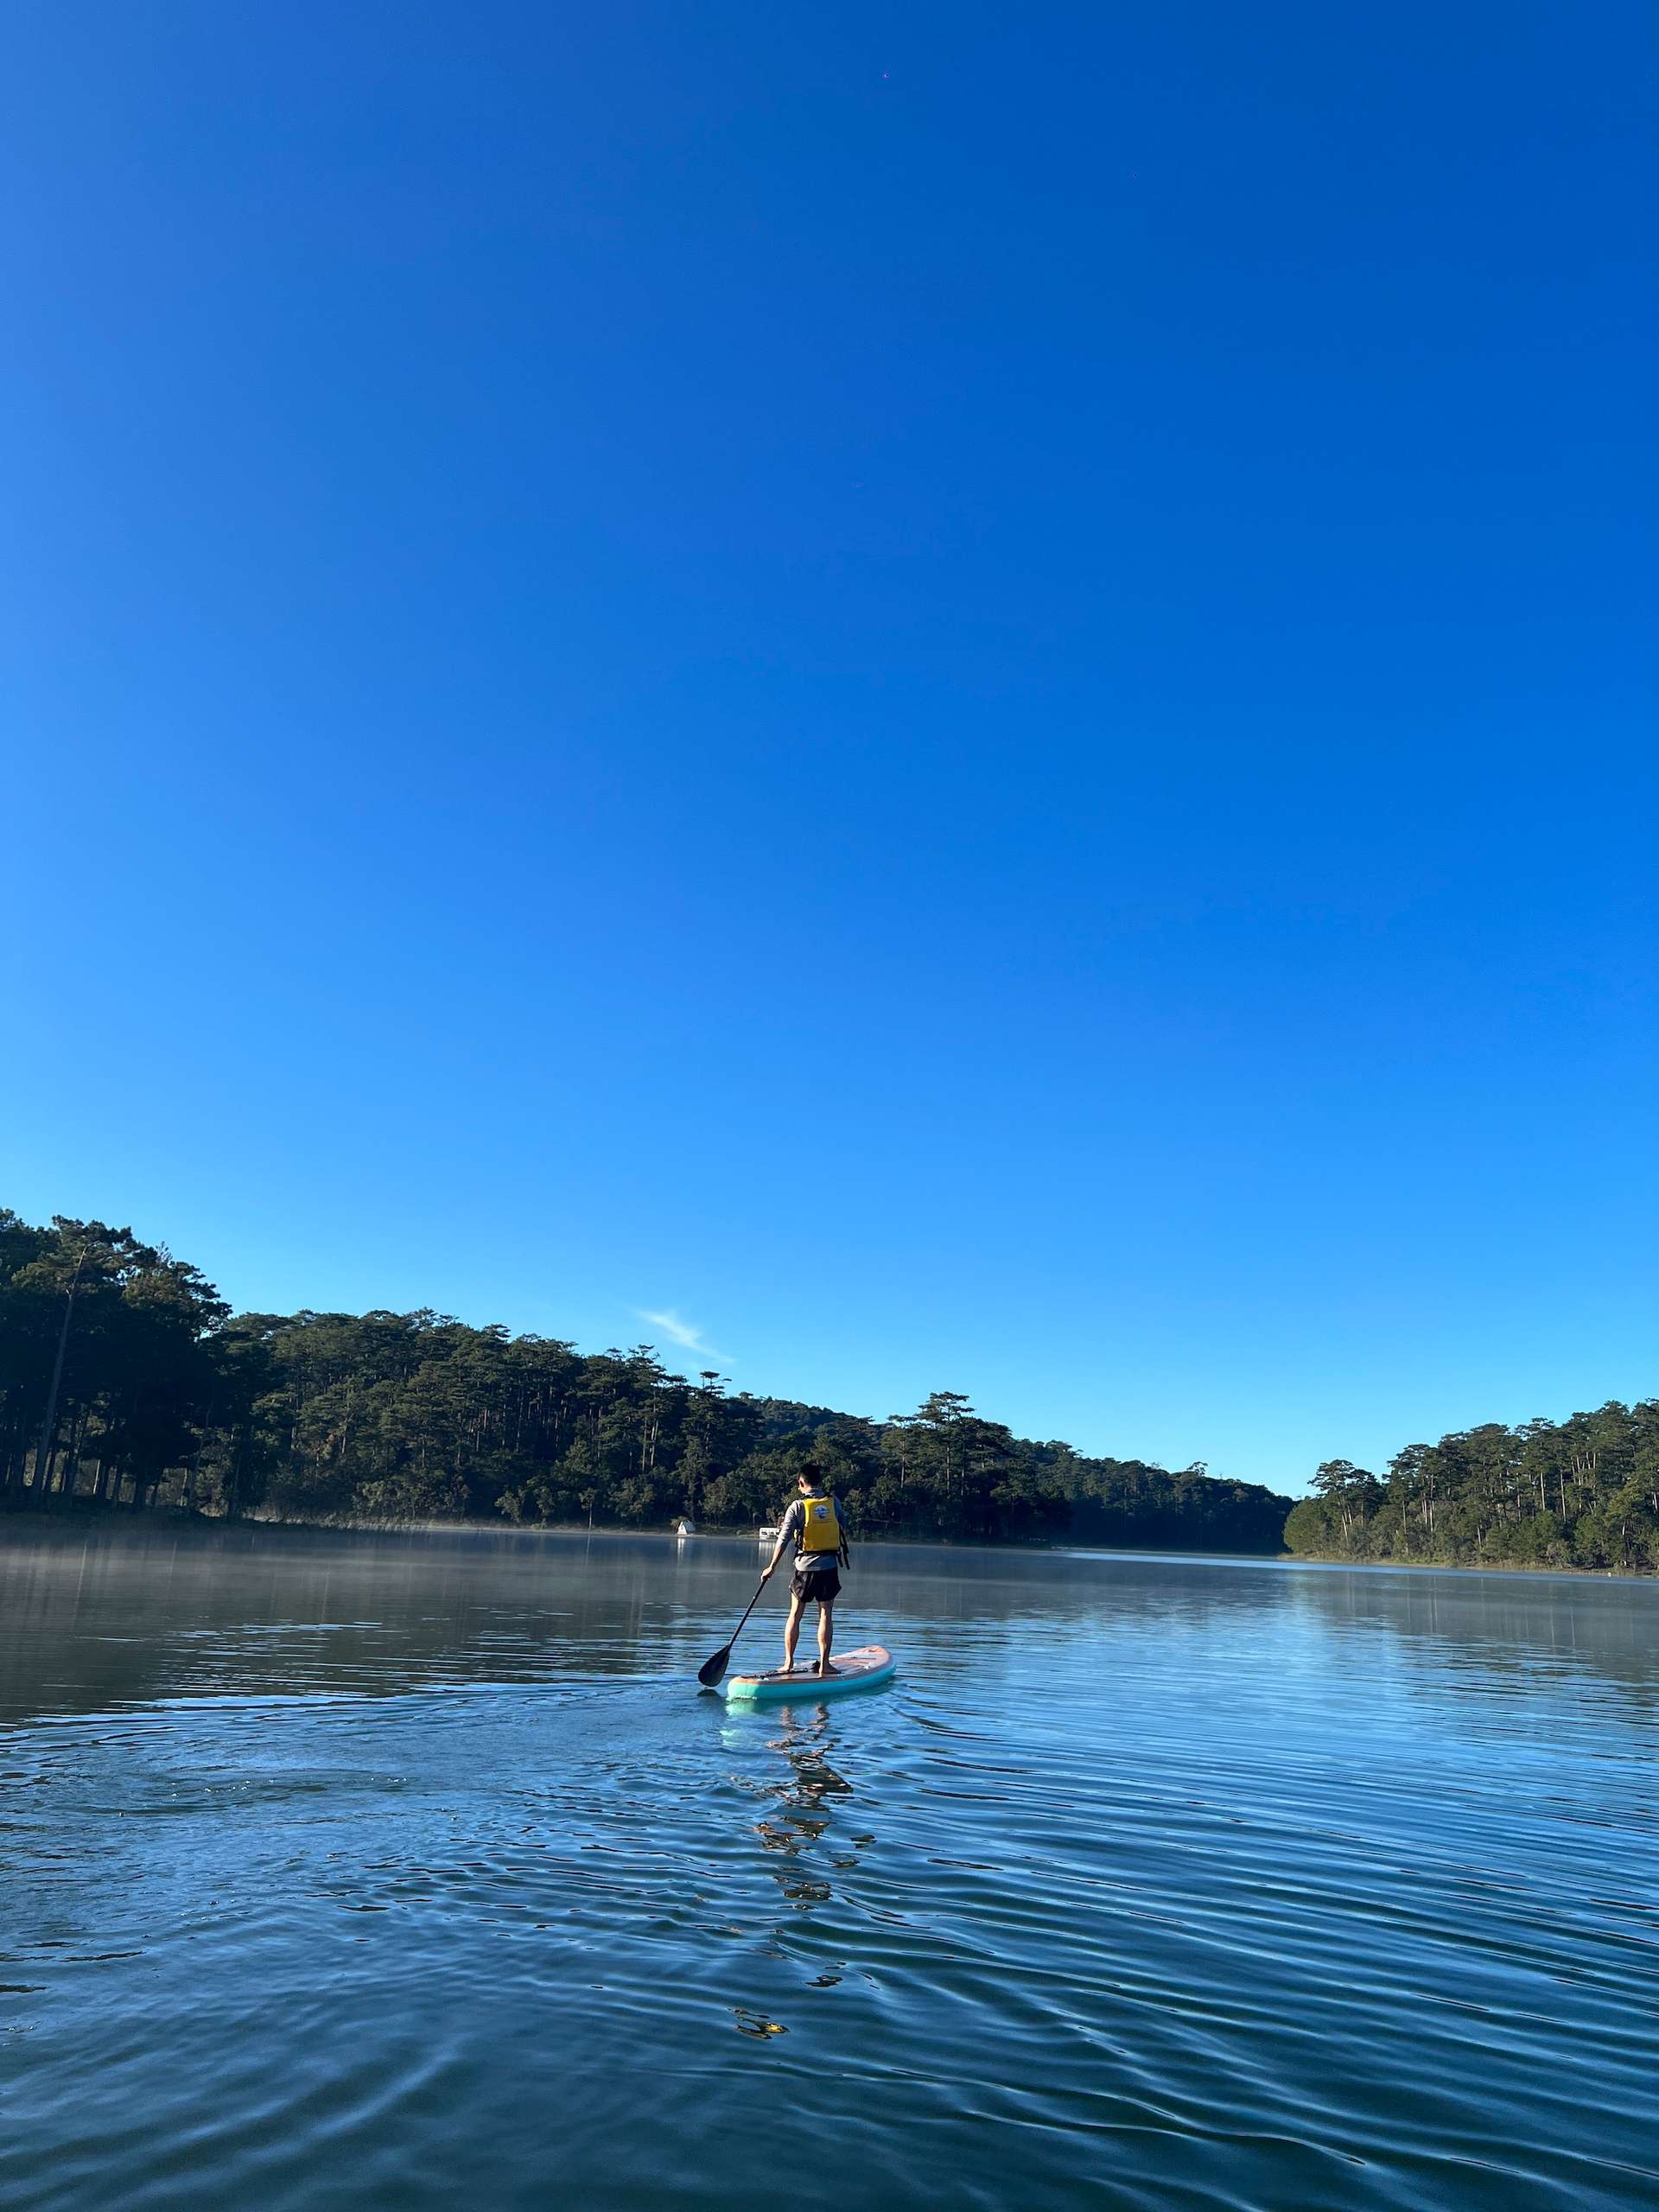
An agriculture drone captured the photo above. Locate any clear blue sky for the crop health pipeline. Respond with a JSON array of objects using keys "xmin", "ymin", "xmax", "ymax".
[{"xmin": 3, "ymin": 2, "xmax": 1653, "ymax": 1493}]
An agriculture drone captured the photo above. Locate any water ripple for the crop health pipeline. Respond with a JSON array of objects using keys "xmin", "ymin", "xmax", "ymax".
[{"xmin": 2, "ymin": 1531, "xmax": 1656, "ymax": 2210}]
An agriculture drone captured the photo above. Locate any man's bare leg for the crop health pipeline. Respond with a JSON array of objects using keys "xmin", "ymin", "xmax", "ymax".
[
  {"xmin": 783, "ymin": 1592, "xmax": 806, "ymax": 1673},
  {"xmin": 816, "ymin": 1600, "xmax": 837, "ymax": 1676}
]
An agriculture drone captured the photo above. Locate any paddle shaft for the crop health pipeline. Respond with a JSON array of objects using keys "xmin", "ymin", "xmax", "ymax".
[
  {"xmin": 724, "ymin": 1572, "xmax": 770, "ymax": 1651},
  {"xmin": 698, "ymin": 1568, "xmax": 773, "ymax": 1683}
]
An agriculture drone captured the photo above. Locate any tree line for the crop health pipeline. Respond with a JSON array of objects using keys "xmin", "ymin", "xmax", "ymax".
[
  {"xmin": 14, "ymin": 1210, "xmax": 1647, "ymax": 1568},
  {"xmin": 1285, "ymin": 1402, "xmax": 1659, "ymax": 1573},
  {"xmin": 1, "ymin": 1211, "xmax": 1289, "ymax": 1550}
]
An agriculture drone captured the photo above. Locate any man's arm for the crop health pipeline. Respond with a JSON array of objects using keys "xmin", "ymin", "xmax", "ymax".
[{"xmin": 762, "ymin": 1503, "xmax": 798, "ymax": 1580}]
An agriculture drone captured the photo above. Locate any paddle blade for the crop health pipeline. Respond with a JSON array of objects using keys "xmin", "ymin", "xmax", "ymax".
[{"xmin": 697, "ymin": 1644, "xmax": 733, "ymax": 1688}]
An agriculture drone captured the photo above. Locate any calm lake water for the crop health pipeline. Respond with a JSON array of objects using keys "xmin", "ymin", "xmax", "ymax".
[{"xmin": 3, "ymin": 1526, "xmax": 1656, "ymax": 2212}]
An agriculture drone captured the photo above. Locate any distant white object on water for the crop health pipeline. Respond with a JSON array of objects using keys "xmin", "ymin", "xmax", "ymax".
[
  {"xmin": 757, "ymin": 1524, "xmax": 781, "ymax": 1542},
  {"xmin": 676, "ymin": 1518, "xmax": 697, "ymax": 1537}
]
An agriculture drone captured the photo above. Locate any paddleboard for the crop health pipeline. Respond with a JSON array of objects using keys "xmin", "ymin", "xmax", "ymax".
[{"xmin": 723, "ymin": 1644, "xmax": 896, "ymax": 1704}]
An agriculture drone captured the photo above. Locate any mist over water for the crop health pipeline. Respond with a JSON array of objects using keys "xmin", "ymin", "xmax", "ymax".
[{"xmin": 3, "ymin": 1526, "xmax": 1656, "ymax": 2212}]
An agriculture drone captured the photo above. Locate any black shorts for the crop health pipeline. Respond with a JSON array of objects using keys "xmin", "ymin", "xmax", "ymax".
[{"xmin": 791, "ymin": 1567, "xmax": 841, "ymax": 1603}]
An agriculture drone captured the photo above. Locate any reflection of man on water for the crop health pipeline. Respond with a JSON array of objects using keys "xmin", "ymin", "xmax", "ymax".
[{"xmin": 761, "ymin": 1465, "xmax": 850, "ymax": 1678}]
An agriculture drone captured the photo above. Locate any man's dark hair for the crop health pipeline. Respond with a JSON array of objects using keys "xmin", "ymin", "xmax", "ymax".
[{"xmin": 798, "ymin": 1462, "xmax": 824, "ymax": 1486}]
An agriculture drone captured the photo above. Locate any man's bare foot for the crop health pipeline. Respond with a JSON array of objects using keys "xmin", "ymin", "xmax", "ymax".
[{"xmin": 816, "ymin": 1662, "xmax": 839, "ymax": 1677}]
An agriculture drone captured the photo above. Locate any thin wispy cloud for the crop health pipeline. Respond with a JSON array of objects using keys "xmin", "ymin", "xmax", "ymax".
[{"xmin": 634, "ymin": 1307, "xmax": 731, "ymax": 1366}]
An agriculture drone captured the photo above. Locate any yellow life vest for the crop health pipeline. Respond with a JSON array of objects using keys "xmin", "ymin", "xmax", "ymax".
[{"xmin": 798, "ymin": 1495, "xmax": 842, "ymax": 1553}]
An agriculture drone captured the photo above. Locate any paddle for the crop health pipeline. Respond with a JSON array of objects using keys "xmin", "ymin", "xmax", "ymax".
[{"xmin": 697, "ymin": 1569, "xmax": 772, "ymax": 1688}]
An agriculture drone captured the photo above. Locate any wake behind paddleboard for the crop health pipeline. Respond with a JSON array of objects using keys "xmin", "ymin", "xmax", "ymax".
[{"xmin": 723, "ymin": 1643, "xmax": 896, "ymax": 1703}]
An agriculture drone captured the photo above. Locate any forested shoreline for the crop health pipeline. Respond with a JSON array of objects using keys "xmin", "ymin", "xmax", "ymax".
[
  {"xmin": 1286, "ymin": 1404, "xmax": 1659, "ymax": 1573},
  {"xmin": 6, "ymin": 1211, "xmax": 1652, "ymax": 1571},
  {"xmin": 1, "ymin": 1212, "xmax": 1289, "ymax": 1551}
]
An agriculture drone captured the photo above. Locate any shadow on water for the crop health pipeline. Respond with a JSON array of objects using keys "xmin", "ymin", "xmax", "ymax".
[{"xmin": 723, "ymin": 1710, "xmax": 872, "ymax": 2035}]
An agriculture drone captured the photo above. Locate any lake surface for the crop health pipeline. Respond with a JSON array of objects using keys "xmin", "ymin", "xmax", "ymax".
[{"xmin": 3, "ymin": 1525, "xmax": 1656, "ymax": 2212}]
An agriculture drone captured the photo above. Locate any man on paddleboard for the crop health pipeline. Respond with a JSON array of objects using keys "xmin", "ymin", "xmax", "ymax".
[{"xmin": 761, "ymin": 1465, "xmax": 849, "ymax": 1677}]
